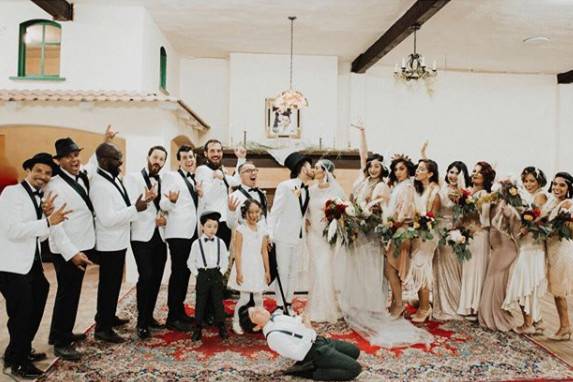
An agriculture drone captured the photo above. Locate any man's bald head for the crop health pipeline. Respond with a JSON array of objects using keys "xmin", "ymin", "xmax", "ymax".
[{"xmin": 96, "ymin": 143, "xmax": 123, "ymax": 176}]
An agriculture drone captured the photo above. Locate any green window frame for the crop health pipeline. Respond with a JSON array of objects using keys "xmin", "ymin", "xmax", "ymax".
[
  {"xmin": 11, "ymin": 19, "xmax": 65, "ymax": 81},
  {"xmin": 160, "ymin": 47, "xmax": 167, "ymax": 91}
]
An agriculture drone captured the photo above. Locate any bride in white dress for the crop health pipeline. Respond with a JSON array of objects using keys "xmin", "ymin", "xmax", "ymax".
[
  {"xmin": 333, "ymin": 124, "xmax": 432, "ymax": 347},
  {"xmin": 305, "ymin": 159, "xmax": 344, "ymax": 323}
]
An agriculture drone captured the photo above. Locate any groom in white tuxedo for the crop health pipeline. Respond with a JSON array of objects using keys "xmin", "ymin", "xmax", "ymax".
[{"xmin": 270, "ymin": 152, "xmax": 314, "ymax": 312}]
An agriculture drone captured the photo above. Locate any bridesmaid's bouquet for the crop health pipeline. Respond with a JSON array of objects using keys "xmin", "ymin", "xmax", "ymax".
[
  {"xmin": 353, "ymin": 202, "xmax": 383, "ymax": 236},
  {"xmin": 412, "ymin": 211, "xmax": 437, "ymax": 241},
  {"xmin": 322, "ymin": 198, "xmax": 359, "ymax": 246},
  {"xmin": 439, "ymin": 227, "xmax": 473, "ymax": 262},
  {"xmin": 549, "ymin": 210, "xmax": 573, "ymax": 241},
  {"xmin": 479, "ymin": 179, "xmax": 524, "ymax": 209},
  {"xmin": 452, "ymin": 188, "xmax": 478, "ymax": 225},
  {"xmin": 520, "ymin": 206, "xmax": 552, "ymax": 242},
  {"xmin": 375, "ymin": 217, "xmax": 417, "ymax": 257}
]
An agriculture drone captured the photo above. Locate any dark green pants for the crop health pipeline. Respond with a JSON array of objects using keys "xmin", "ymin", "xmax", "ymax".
[{"xmin": 305, "ymin": 336, "xmax": 362, "ymax": 381}]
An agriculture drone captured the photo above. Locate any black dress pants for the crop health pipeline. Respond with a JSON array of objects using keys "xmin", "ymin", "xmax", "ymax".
[
  {"xmin": 0, "ymin": 260, "xmax": 49, "ymax": 366},
  {"xmin": 95, "ymin": 250, "xmax": 126, "ymax": 331},
  {"xmin": 131, "ymin": 229, "xmax": 167, "ymax": 328},
  {"xmin": 166, "ymin": 238, "xmax": 193, "ymax": 322},
  {"xmin": 49, "ymin": 249, "xmax": 94, "ymax": 346},
  {"xmin": 194, "ymin": 268, "xmax": 225, "ymax": 328}
]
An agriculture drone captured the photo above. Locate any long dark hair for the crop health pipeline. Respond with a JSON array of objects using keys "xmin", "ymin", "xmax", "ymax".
[
  {"xmin": 363, "ymin": 153, "xmax": 389, "ymax": 181},
  {"xmin": 414, "ymin": 159, "xmax": 439, "ymax": 194},
  {"xmin": 474, "ymin": 161, "xmax": 496, "ymax": 192},
  {"xmin": 549, "ymin": 171, "xmax": 573, "ymax": 199},
  {"xmin": 521, "ymin": 166, "xmax": 547, "ymax": 188},
  {"xmin": 445, "ymin": 161, "xmax": 471, "ymax": 188},
  {"xmin": 388, "ymin": 157, "xmax": 415, "ymax": 187}
]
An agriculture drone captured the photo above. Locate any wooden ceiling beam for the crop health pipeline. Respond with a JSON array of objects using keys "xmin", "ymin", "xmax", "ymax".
[
  {"xmin": 351, "ymin": 0, "xmax": 450, "ymax": 73},
  {"xmin": 557, "ymin": 70, "xmax": 573, "ymax": 84},
  {"xmin": 30, "ymin": 0, "xmax": 73, "ymax": 21}
]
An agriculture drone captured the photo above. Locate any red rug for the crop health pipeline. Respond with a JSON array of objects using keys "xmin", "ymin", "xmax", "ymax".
[{"xmin": 39, "ymin": 287, "xmax": 573, "ymax": 381}]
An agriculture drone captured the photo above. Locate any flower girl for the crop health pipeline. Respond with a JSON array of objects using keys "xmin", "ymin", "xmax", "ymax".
[{"xmin": 228, "ymin": 199, "xmax": 271, "ymax": 334}]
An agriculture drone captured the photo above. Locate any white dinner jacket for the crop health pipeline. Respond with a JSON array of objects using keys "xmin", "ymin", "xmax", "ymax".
[
  {"xmin": 90, "ymin": 169, "xmax": 139, "ymax": 252},
  {"xmin": 0, "ymin": 183, "xmax": 52, "ymax": 274},
  {"xmin": 270, "ymin": 178, "xmax": 309, "ymax": 245},
  {"xmin": 159, "ymin": 170, "xmax": 198, "ymax": 240},
  {"xmin": 46, "ymin": 172, "xmax": 95, "ymax": 260},
  {"xmin": 124, "ymin": 169, "xmax": 165, "ymax": 242}
]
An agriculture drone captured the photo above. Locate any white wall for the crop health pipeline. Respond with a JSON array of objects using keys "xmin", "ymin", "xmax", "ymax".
[
  {"xmin": 179, "ymin": 58, "xmax": 229, "ymax": 144},
  {"xmin": 343, "ymin": 66, "xmax": 558, "ymax": 178},
  {"xmin": 229, "ymin": 53, "xmax": 338, "ymax": 147}
]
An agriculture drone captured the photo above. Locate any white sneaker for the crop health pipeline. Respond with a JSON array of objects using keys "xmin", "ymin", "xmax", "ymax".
[{"xmin": 232, "ymin": 321, "xmax": 244, "ymax": 335}]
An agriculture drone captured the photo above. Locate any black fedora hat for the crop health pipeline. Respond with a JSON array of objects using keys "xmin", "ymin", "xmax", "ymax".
[
  {"xmin": 284, "ymin": 152, "xmax": 312, "ymax": 173},
  {"xmin": 54, "ymin": 137, "xmax": 83, "ymax": 159},
  {"xmin": 22, "ymin": 152, "xmax": 56, "ymax": 172}
]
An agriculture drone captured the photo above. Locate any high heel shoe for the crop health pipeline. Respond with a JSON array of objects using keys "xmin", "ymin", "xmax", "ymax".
[
  {"xmin": 548, "ymin": 329, "xmax": 572, "ymax": 341},
  {"xmin": 412, "ymin": 307, "xmax": 432, "ymax": 323},
  {"xmin": 513, "ymin": 325, "xmax": 536, "ymax": 335},
  {"xmin": 390, "ymin": 305, "xmax": 405, "ymax": 320}
]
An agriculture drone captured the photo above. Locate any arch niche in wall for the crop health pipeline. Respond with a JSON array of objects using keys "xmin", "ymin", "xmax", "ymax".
[
  {"xmin": 170, "ymin": 135, "xmax": 194, "ymax": 170},
  {"xmin": 0, "ymin": 125, "xmax": 127, "ymax": 188}
]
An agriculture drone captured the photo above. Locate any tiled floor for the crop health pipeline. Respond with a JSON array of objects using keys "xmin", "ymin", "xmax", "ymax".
[{"xmin": 1, "ymin": 264, "xmax": 572, "ymax": 381}]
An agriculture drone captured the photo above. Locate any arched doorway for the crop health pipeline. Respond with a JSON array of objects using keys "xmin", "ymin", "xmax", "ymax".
[
  {"xmin": 0, "ymin": 124, "xmax": 127, "ymax": 192},
  {"xmin": 170, "ymin": 134, "xmax": 194, "ymax": 170}
]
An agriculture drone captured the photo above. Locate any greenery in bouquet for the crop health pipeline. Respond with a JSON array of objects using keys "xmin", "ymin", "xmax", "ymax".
[
  {"xmin": 478, "ymin": 180, "xmax": 524, "ymax": 210},
  {"xmin": 452, "ymin": 188, "xmax": 478, "ymax": 225},
  {"xmin": 322, "ymin": 198, "xmax": 360, "ymax": 247},
  {"xmin": 439, "ymin": 227, "xmax": 474, "ymax": 262},
  {"xmin": 413, "ymin": 211, "xmax": 438, "ymax": 241},
  {"xmin": 520, "ymin": 206, "xmax": 552, "ymax": 242},
  {"xmin": 550, "ymin": 210, "xmax": 573, "ymax": 241},
  {"xmin": 353, "ymin": 202, "xmax": 383, "ymax": 236}
]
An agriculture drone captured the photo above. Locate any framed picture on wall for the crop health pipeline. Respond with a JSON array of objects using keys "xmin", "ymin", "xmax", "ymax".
[{"xmin": 265, "ymin": 97, "xmax": 301, "ymax": 139}]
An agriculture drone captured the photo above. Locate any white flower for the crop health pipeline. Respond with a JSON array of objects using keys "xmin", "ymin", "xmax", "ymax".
[
  {"xmin": 327, "ymin": 219, "xmax": 338, "ymax": 242},
  {"xmin": 448, "ymin": 229, "xmax": 463, "ymax": 243},
  {"xmin": 345, "ymin": 205, "xmax": 356, "ymax": 216}
]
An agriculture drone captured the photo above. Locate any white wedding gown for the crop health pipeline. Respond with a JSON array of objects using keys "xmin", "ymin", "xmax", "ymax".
[{"xmin": 307, "ymin": 176, "xmax": 432, "ymax": 347}]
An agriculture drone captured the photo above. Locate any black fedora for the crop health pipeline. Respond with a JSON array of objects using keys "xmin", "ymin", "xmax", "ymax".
[
  {"xmin": 22, "ymin": 152, "xmax": 56, "ymax": 172},
  {"xmin": 54, "ymin": 137, "xmax": 83, "ymax": 159},
  {"xmin": 284, "ymin": 152, "xmax": 312, "ymax": 173}
]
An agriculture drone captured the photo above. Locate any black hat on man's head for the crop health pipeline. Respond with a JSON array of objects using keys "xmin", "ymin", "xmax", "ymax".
[
  {"xmin": 200, "ymin": 210, "xmax": 221, "ymax": 225},
  {"xmin": 284, "ymin": 152, "xmax": 312, "ymax": 174},
  {"xmin": 22, "ymin": 152, "xmax": 56, "ymax": 172},
  {"xmin": 54, "ymin": 137, "xmax": 83, "ymax": 159}
]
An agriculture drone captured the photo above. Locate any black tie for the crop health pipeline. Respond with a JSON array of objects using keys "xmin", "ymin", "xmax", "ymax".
[
  {"xmin": 150, "ymin": 174, "xmax": 160, "ymax": 182},
  {"xmin": 187, "ymin": 173, "xmax": 195, "ymax": 181},
  {"xmin": 33, "ymin": 190, "xmax": 44, "ymax": 198},
  {"xmin": 248, "ymin": 187, "xmax": 260, "ymax": 193},
  {"xmin": 204, "ymin": 237, "xmax": 214, "ymax": 242}
]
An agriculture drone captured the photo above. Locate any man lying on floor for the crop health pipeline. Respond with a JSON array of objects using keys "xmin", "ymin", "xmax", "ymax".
[{"xmin": 238, "ymin": 303, "xmax": 362, "ymax": 381}]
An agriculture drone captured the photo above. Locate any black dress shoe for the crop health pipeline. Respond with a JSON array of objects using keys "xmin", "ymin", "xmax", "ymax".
[
  {"xmin": 112, "ymin": 316, "xmax": 130, "ymax": 327},
  {"xmin": 137, "ymin": 327, "xmax": 150, "ymax": 339},
  {"xmin": 191, "ymin": 329, "xmax": 202, "ymax": 341},
  {"xmin": 54, "ymin": 345, "xmax": 82, "ymax": 361},
  {"xmin": 11, "ymin": 362, "xmax": 44, "ymax": 379},
  {"xmin": 218, "ymin": 326, "xmax": 228, "ymax": 340},
  {"xmin": 28, "ymin": 348, "xmax": 47, "ymax": 362},
  {"xmin": 70, "ymin": 332, "xmax": 87, "ymax": 343},
  {"xmin": 165, "ymin": 320, "xmax": 194, "ymax": 332},
  {"xmin": 149, "ymin": 318, "xmax": 165, "ymax": 329},
  {"xmin": 94, "ymin": 329, "xmax": 126, "ymax": 344}
]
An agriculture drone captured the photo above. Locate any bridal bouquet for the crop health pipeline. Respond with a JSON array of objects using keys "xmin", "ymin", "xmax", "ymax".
[
  {"xmin": 322, "ymin": 198, "xmax": 359, "ymax": 246},
  {"xmin": 549, "ymin": 210, "xmax": 573, "ymax": 241},
  {"xmin": 452, "ymin": 188, "xmax": 478, "ymax": 225},
  {"xmin": 520, "ymin": 206, "xmax": 552, "ymax": 242},
  {"xmin": 439, "ymin": 227, "xmax": 473, "ymax": 261}
]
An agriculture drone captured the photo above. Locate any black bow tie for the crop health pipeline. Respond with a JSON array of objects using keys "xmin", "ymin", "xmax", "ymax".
[
  {"xmin": 150, "ymin": 174, "xmax": 160, "ymax": 181},
  {"xmin": 186, "ymin": 173, "xmax": 195, "ymax": 180},
  {"xmin": 248, "ymin": 187, "xmax": 260, "ymax": 193},
  {"xmin": 33, "ymin": 190, "xmax": 44, "ymax": 198},
  {"xmin": 75, "ymin": 175, "xmax": 80, "ymax": 182},
  {"xmin": 204, "ymin": 237, "xmax": 215, "ymax": 242}
]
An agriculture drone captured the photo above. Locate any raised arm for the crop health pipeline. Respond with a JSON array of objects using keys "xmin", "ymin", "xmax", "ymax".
[{"xmin": 351, "ymin": 123, "xmax": 368, "ymax": 171}]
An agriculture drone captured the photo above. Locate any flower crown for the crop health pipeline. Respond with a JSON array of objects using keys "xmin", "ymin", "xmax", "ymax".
[{"xmin": 390, "ymin": 153, "xmax": 412, "ymax": 163}]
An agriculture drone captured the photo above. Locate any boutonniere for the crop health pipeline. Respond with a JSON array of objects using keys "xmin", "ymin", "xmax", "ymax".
[{"xmin": 292, "ymin": 186, "xmax": 301, "ymax": 198}]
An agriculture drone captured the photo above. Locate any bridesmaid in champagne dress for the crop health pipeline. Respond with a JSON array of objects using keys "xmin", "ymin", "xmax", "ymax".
[
  {"xmin": 458, "ymin": 162, "xmax": 495, "ymax": 320},
  {"xmin": 544, "ymin": 172, "xmax": 573, "ymax": 341},
  {"xmin": 503, "ymin": 167, "xmax": 548, "ymax": 334},
  {"xmin": 407, "ymin": 159, "xmax": 441, "ymax": 323},
  {"xmin": 433, "ymin": 161, "xmax": 471, "ymax": 321}
]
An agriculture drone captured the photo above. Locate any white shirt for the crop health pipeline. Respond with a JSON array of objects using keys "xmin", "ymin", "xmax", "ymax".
[
  {"xmin": 124, "ymin": 168, "xmax": 164, "ymax": 242},
  {"xmin": 90, "ymin": 168, "xmax": 139, "ymax": 251},
  {"xmin": 187, "ymin": 234, "xmax": 229, "ymax": 276},
  {"xmin": 227, "ymin": 183, "xmax": 269, "ymax": 234},
  {"xmin": 262, "ymin": 311, "xmax": 317, "ymax": 361},
  {"xmin": 195, "ymin": 158, "xmax": 245, "ymax": 222}
]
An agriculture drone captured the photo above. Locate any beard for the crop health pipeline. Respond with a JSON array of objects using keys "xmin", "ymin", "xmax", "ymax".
[{"xmin": 148, "ymin": 162, "xmax": 162, "ymax": 176}]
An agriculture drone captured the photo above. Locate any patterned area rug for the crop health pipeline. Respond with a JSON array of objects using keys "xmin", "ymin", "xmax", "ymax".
[{"xmin": 39, "ymin": 287, "xmax": 573, "ymax": 382}]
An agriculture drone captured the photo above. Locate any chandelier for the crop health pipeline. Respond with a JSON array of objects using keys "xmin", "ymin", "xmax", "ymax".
[
  {"xmin": 273, "ymin": 16, "xmax": 308, "ymax": 113},
  {"xmin": 394, "ymin": 24, "xmax": 437, "ymax": 81}
]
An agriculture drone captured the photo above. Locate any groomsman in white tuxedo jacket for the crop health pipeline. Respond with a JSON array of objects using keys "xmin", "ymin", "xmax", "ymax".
[
  {"xmin": 90, "ymin": 142, "xmax": 152, "ymax": 343},
  {"xmin": 159, "ymin": 145, "xmax": 200, "ymax": 332},
  {"xmin": 269, "ymin": 152, "xmax": 314, "ymax": 312},
  {"xmin": 0, "ymin": 153, "xmax": 70, "ymax": 379},
  {"xmin": 195, "ymin": 139, "xmax": 246, "ymax": 247},
  {"xmin": 46, "ymin": 127, "xmax": 115, "ymax": 361},
  {"xmin": 124, "ymin": 145, "xmax": 169, "ymax": 340},
  {"xmin": 227, "ymin": 161, "xmax": 269, "ymax": 233}
]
